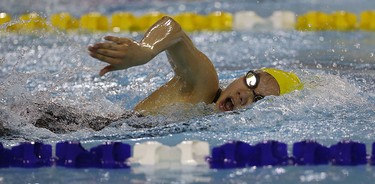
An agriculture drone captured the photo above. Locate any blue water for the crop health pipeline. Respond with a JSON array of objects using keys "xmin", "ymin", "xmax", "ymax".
[{"xmin": 1, "ymin": 0, "xmax": 375, "ymax": 183}]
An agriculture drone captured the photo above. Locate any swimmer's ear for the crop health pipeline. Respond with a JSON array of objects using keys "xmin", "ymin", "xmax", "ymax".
[{"xmin": 99, "ymin": 65, "xmax": 116, "ymax": 76}]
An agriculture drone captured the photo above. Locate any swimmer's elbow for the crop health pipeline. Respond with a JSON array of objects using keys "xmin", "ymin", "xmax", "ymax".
[{"xmin": 160, "ymin": 16, "xmax": 182, "ymax": 33}]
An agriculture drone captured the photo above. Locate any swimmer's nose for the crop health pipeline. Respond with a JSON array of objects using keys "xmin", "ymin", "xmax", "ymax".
[{"xmin": 237, "ymin": 89, "xmax": 252, "ymax": 105}]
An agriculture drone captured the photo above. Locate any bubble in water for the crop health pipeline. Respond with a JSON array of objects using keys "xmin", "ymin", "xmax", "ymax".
[
  {"xmin": 340, "ymin": 56, "xmax": 344, "ymax": 61},
  {"xmin": 178, "ymin": 4, "xmax": 186, "ymax": 11},
  {"xmin": 214, "ymin": 2, "xmax": 222, "ymax": 8},
  {"xmin": 300, "ymin": 171, "xmax": 327, "ymax": 182}
]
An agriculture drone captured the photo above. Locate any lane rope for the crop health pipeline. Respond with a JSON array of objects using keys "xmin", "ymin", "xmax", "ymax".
[
  {"xmin": 1, "ymin": 140, "xmax": 374, "ymax": 169},
  {"xmin": 1, "ymin": 10, "xmax": 375, "ymax": 33}
]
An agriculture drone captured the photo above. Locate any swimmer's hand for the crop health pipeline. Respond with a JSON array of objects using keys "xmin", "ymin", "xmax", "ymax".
[{"xmin": 88, "ymin": 36, "xmax": 154, "ymax": 76}]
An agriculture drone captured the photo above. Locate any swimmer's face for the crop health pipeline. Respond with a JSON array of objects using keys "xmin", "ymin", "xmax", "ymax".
[{"xmin": 216, "ymin": 71, "xmax": 280, "ymax": 111}]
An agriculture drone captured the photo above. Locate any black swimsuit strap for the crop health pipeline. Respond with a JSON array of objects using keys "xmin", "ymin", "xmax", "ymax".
[{"xmin": 212, "ymin": 88, "xmax": 222, "ymax": 103}]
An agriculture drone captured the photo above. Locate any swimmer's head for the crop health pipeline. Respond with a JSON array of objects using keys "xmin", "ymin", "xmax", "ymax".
[
  {"xmin": 216, "ymin": 68, "xmax": 302, "ymax": 111},
  {"xmin": 261, "ymin": 68, "xmax": 303, "ymax": 95}
]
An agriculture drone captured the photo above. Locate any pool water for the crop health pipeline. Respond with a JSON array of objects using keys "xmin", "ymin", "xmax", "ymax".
[{"xmin": 1, "ymin": 0, "xmax": 375, "ymax": 183}]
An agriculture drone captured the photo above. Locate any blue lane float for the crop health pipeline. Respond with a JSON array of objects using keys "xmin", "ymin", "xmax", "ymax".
[
  {"xmin": 254, "ymin": 140, "xmax": 289, "ymax": 166},
  {"xmin": 11, "ymin": 142, "xmax": 53, "ymax": 168},
  {"xmin": 207, "ymin": 141, "xmax": 253, "ymax": 168},
  {"xmin": 90, "ymin": 142, "xmax": 131, "ymax": 168},
  {"xmin": 329, "ymin": 141, "xmax": 367, "ymax": 166},
  {"xmin": 56, "ymin": 141, "xmax": 96, "ymax": 168},
  {"xmin": 0, "ymin": 140, "xmax": 374, "ymax": 169},
  {"xmin": 0, "ymin": 143, "xmax": 12, "ymax": 167},
  {"xmin": 292, "ymin": 140, "xmax": 330, "ymax": 165},
  {"xmin": 371, "ymin": 143, "xmax": 375, "ymax": 165},
  {"xmin": 206, "ymin": 140, "xmax": 289, "ymax": 169},
  {"xmin": 56, "ymin": 141, "xmax": 131, "ymax": 168}
]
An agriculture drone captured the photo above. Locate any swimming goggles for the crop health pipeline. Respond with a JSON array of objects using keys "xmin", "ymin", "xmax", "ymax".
[{"xmin": 245, "ymin": 70, "xmax": 265, "ymax": 102}]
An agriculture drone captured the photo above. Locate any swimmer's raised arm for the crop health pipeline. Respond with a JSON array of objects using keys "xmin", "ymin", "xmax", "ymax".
[
  {"xmin": 88, "ymin": 16, "xmax": 193, "ymax": 76},
  {"xmin": 89, "ymin": 16, "xmax": 219, "ymax": 114}
]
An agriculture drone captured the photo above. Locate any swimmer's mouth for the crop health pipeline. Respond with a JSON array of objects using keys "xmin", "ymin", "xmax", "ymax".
[{"xmin": 219, "ymin": 97, "xmax": 234, "ymax": 111}]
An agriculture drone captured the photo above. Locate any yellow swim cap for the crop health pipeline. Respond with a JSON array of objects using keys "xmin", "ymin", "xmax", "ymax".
[{"xmin": 261, "ymin": 68, "xmax": 303, "ymax": 95}]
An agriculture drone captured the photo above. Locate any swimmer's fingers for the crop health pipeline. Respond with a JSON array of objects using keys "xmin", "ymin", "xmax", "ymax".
[
  {"xmin": 99, "ymin": 65, "xmax": 118, "ymax": 76},
  {"xmin": 104, "ymin": 36, "xmax": 134, "ymax": 44},
  {"xmin": 89, "ymin": 43, "xmax": 122, "ymax": 51},
  {"xmin": 89, "ymin": 51, "xmax": 122, "ymax": 65},
  {"xmin": 93, "ymin": 48, "xmax": 125, "ymax": 58}
]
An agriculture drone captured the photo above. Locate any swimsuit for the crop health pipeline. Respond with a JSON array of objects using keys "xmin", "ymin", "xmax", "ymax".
[{"xmin": 212, "ymin": 88, "xmax": 222, "ymax": 103}]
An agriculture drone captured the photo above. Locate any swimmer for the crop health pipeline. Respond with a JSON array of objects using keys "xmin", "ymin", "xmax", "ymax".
[
  {"xmin": 32, "ymin": 16, "xmax": 303, "ymax": 134},
  {"xmin": 88, "ymin": 16, "xmax": 303, "ymax": 114}
]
